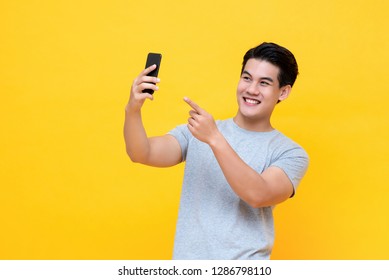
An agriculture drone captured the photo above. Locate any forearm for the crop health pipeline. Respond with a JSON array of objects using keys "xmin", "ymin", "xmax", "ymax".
[
  {"xmin": 209, "ymin": 134, "xmax": 270, "ymax": 208},
  {"xmin": 123, "ymin": 105, "xmax": 151, "ymax": 163}
]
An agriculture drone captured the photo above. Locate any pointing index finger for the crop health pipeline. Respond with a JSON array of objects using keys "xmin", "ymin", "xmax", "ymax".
[{"xmin": 184, "ymin": 97, "xmax": 203, "ymax": 113}]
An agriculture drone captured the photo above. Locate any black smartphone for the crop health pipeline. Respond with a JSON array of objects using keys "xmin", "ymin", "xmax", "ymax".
[{"xmin": 142, "ymin": 52, "xmax": 162, "ymax": 94}]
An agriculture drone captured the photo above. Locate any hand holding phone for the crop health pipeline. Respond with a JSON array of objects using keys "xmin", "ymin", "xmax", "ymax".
[{"xmin": 142, "ymin": 53, "xmax": 162, "ymax": 94}]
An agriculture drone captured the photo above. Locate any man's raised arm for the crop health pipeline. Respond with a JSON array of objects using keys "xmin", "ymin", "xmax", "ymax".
[{"xmin": 124, "ymin": 65, "xmax": 182, "ymax": 167}]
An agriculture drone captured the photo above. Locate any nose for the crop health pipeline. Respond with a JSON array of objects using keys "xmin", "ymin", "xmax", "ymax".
[{"xmin": 246, "ymin": 82, "xmax": 260, "ymax": 96}]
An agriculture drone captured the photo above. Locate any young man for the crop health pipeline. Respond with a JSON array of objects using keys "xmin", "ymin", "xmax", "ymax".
[{"xmin": 124, "ymin": 42, "xmax": 309, "ymax": 259}]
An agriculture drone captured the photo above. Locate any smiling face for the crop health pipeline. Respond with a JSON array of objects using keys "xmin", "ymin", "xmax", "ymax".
[{"xmin": 234, "ymin": 58, "xmax": 291, "ymax": 132}]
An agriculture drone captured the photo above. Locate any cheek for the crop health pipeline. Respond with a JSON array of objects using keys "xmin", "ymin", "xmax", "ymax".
[{"xmin": 236, "ymin": 82, "xmax": 246, "ymax": 94}]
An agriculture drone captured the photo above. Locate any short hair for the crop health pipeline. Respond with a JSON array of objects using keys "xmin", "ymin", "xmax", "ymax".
[{"xmin": 241, "ymin": 42, "xmax": 299, "ymax": 88}]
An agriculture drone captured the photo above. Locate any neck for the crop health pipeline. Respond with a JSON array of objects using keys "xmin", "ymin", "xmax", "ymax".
[{"xmin": 233, "ymin": 115, "xmax": 274, "ymax": 132}]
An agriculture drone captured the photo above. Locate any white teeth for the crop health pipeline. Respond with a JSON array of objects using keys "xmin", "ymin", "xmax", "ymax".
[{"xmin": 244, "ymin": 98, "xmax": 260, "ymax": 104}]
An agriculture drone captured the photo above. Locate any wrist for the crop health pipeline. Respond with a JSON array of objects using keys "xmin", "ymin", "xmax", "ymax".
[
  {"xmin": 125, "ymin": 102, "xmax": 141, "ymax": 115},
  {"xmin": 208, "ymin": 131, "xmax": 226, "ymax": 150}
]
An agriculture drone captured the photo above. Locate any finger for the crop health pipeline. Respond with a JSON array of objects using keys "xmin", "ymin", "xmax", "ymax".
[
  {"xmin": 141, "ymin": 64, "xmax": 157, "ymax": 76},
  {"xmin": 184, "ymin": 97, "xmax": 204, "ymax": 114},
  {"xmin": 134, "ymin": 74, "xmax": 159, "ymax": 89},
  {"xmin": 187, "ymin": 118, "xmax": 198, "ymax": 131},
  {"xmin": 132, "ymin": 77, "xmax": 160, "ymax": 96},
  {"xmin": 139, "ymin": 82, "xmax": 159, "ymax": 94},
  {"xmin": 136, "ymin": 75, "xmax": 160, "ymax": 86},
  {"xmin": 188, "ymin": 109, "xmax": 199, "ymax": 119},
  {"xmin": 133, "ymin": 85, "xmax": 154, "ymax": 100},
  {"xmin": 133, "ymin": 65, "xmax": 159, "ymax": 86},
  {"xmin": 186, "ymin": 123, "xmax": 194, "ymax": 135},
  {"xmin": 187, "ymin": 117, "xmax": 195, "ymax": 126}
]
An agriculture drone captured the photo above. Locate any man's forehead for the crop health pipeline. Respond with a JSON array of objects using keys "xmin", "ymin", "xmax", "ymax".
[{"xmin": 243, "ymin": 59, "xmax": 279, "ymax": 79}]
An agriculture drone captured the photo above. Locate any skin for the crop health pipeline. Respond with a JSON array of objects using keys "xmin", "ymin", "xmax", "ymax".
[
  {"xmin": 234, "ymin": 59, "xmax": 291, "ymax": 132},
  {"xmin": 124, "ymin": 59, "xmax": 294, "ymax": 208},
  {"xmin": 124, "ymin": 64, "xmax": 182, "ymax": 167}
]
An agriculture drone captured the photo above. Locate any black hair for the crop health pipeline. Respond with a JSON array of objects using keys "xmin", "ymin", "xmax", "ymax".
[{"xmin": 241, "ymin": 42, "xmax": 299, "ymax": 88}]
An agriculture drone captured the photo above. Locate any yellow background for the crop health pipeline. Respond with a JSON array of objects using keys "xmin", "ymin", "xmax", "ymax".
[{"xmin": 1, "ymin": 0, "xmax": 388, "ymax": 259}]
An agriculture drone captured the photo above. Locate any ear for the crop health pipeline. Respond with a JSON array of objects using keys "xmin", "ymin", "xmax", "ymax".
[{"xmin": 278, "ymin": 85, "xmax": 292, "ymax": 102}]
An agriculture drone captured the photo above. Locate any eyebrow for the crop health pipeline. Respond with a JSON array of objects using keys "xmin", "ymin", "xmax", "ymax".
[{"xmin": 242, "ymin": 70, "xmax": 274, "ymax": 83}]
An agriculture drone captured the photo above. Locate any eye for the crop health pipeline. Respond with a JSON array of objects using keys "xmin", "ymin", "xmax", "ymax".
[
  {"xmin": 260, "ymin": 81, "xmax": 270, "ymax": 86},
  {"xmin": 242, "ymin": 75, "xmax": 251, "ymax": 82}
]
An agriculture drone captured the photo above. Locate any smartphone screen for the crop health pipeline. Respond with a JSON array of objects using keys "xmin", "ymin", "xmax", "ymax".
[{"xmin": 143, "ymin": 53, "xmax": 162, "ymax": 94}]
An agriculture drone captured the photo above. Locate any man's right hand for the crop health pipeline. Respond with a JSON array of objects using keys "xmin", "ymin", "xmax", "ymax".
[
  {"xmin": 124, "ymin": 65, "xmax": 182, "ymax": 167},
  {"xmin": 126, "ymin": 64, "xmax": 160, "ymax": 113}
]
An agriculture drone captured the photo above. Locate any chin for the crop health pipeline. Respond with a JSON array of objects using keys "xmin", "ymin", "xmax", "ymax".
[{"xmin": 237, "ymin": 110, "xmax": 261, "ymax": 122}]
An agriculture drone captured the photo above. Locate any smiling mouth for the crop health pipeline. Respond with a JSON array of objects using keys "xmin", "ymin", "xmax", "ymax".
[{"xmin": 243, "ymin": 97, "xmax": 261, "ymax": 105}]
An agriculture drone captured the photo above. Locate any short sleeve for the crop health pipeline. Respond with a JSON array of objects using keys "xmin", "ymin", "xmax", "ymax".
[
  {"xmin": 271, "ymin": 146, "xmax": 309, "ymax": 195},
  {"xmin": 168, "ymin": 124, "xmax": 192, "ymax": 162}
]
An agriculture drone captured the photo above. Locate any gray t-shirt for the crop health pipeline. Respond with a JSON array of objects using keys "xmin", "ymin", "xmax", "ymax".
[{"xmin": 168, "ymin": 118, "xmax": 309, "ymax": 259}]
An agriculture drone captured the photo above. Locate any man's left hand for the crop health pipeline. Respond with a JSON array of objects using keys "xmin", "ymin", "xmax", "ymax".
[{"xmin": 184, "ymin": 97, "xmax": 221, "ymax": 146}]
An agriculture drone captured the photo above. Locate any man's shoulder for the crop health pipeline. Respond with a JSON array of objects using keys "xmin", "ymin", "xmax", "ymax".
[{"xmin": 271, "ymin": 131, "xmax": 309, "ymax": 160}]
